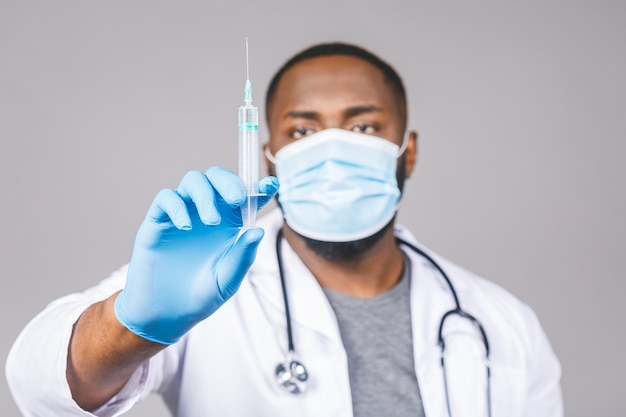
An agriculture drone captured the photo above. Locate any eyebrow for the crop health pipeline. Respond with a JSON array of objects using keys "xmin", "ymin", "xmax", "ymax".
[
  {"xmin": 344, "ymin": 105, "xmax": 384, "ymax": 118},
  {"xmin": 282, "ymin": 105, "xmax": 384, "ymax": 120},
  {"xmin": 283, "ymin": 110, "xmax": 319, "ymax": 120}
]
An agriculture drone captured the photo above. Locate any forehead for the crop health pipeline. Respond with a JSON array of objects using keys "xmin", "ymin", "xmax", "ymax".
[{"xmin": 268, "ymin": 55, "xmax": 400, "ymax": 120}]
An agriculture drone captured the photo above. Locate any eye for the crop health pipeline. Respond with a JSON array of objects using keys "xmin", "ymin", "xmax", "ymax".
[
  {"xmin": 291, "ymin": 127, "xmax": 314, "ymax": 139},
  {"xmin": 351, "ymin": 124, "xmax": 376, "ymax": 134}
]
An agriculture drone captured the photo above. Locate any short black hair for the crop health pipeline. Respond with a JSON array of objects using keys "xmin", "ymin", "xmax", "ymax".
[{"xmin": 265, "ymin": 42, "xmax": 407, "ymax": 124}]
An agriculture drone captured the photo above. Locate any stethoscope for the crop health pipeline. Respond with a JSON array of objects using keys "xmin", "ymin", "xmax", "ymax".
[{"xmin": 274, "ymin": 229, "xmax": 492, "ymax": 417}]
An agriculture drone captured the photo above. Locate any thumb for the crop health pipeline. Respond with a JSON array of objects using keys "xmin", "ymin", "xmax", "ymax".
[{"xmin": 216, "ymin": 227, "xmax": 264, "ymax": 300}]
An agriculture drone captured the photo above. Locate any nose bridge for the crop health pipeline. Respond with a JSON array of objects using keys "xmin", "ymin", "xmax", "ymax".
[
  {"xmin": 311, "ymin": 95, "xmax": 352, "ymax": 129},
  {"xmin": 318, "ymin": 111, "xmax": 345, "ymax": 130}
]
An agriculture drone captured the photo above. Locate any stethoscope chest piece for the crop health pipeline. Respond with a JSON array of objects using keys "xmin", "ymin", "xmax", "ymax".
[{"xmin": 275, "ymin": 360, "xmax": 309, "ymax": 394}]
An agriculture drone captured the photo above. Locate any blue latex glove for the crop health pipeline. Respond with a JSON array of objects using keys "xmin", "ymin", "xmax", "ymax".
[{"xmin": 114, "ymin": 167, "xmax": 279, "ymax": 344}]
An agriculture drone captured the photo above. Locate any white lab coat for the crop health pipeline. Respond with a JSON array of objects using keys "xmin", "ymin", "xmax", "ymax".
[{"xmin": 6, "ymin": 209, "xmax": 563, "ymax": 417}]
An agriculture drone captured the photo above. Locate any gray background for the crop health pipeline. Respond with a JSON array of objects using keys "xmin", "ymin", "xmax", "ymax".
[{"xmin": 1, "ymin": 1, "xmax": 624, "ymax": 416}]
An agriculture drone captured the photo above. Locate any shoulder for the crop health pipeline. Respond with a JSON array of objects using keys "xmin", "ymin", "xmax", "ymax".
[{"xmin": 394, "ymin": 223, "xmax": 547, "ymax": 353}]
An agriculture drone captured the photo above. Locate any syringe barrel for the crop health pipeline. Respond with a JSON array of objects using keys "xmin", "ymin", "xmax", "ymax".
[{"xmin": 238, "ymin": 104, "xmax": 260, "ymax": 194}]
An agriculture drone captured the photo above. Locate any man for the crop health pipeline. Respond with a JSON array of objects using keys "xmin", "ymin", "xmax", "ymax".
[{"xmin": 6, "ymin": 42, "xmax": 563, "ymax": 416}]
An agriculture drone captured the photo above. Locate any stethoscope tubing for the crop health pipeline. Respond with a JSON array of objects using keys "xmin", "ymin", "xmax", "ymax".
[
  {"xmin": 275, "ymin": 229, "xmax": 295, "ymax": 354},
  {"xmin": 274, "ymin": 230, "xmax": 492, "ymax": 416}
]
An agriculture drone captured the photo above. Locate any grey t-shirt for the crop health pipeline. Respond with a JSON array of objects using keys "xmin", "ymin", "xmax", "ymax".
[{"xmin": 323, "ymin": 257, "xmax": 426, "ymax": 417}]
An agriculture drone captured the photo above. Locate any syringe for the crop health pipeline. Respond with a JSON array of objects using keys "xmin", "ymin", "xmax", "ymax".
[{"xmin": 238, "ymin": 38, "xmax": 263, "ymax": 230}]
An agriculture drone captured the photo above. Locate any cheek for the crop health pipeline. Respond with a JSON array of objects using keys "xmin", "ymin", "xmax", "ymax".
[
  {"xmin": 262, "ymin": 147, "xmax": 277, "ymax": 177},
  {"xmin": 266, "ymin": 162, "xmax": 277, "ymax": 178}
]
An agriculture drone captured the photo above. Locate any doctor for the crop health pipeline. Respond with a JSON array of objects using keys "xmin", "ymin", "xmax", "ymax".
[{"xmin": 6, "ymin": 42, "xmax": 563, "ymax": 416}]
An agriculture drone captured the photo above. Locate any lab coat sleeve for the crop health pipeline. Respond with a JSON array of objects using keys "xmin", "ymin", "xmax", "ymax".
[
  {"xmin": 521, "ymin": 304, "xmax": 564, "ymax": 417},
  {"xmin": 5, "ymin": 265, "xmax": 180, "ymax": 417}
]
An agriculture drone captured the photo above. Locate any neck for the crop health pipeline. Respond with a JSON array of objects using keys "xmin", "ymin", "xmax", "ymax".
[{"xmin": 282, "ymin": 225, "xmax": 405, "ymax": 298}]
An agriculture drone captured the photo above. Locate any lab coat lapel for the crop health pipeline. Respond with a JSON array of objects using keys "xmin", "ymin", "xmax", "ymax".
[
  {"xmin": 408, "ymin": 247, "xmax": 452, "ymax": 417},
  {"xmin": 402, "ymin": 229, "xmax": 489, "ymax": 417},
  {"xmin": 275, "ymin": 237, "xmax": 343, "ymax": 343},
  {"xmin": 248, "ymin": 210, "xmax": 343, "ymax": 345}
]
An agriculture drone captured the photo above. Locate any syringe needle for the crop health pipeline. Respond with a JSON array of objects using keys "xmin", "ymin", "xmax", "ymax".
[{"xmin": 245, "ymin": 37, "xmax": 250, "ymax": 81}]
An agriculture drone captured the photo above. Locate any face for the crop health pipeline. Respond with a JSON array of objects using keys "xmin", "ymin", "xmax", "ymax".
[
  {"xmin": 266, "ymin": 55, "xmax": 410, "ymax": 159},
  {"xmin": 265, "ymin": 55, "xmax": 418, "ymax": 259}
]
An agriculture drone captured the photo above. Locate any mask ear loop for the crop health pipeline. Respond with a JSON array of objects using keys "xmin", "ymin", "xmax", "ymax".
[
  {"xmin": 264, "ymin": 145, "xmax": 278, "ymax": 165},
  {"xmin": 397, "ymin": 134, "xmax": 410, "ymax": 157}
]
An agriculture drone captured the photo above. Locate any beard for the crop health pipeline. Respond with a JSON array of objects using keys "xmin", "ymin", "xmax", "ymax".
[{"xmin": 298, "ymin": 218, "xmax": 395, "ymax": 262}]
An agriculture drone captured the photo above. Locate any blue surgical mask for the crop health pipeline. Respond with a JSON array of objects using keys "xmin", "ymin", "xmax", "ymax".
[{"xmin": 265, "ymin": 128, "xmax": 407, "ymax": 242}]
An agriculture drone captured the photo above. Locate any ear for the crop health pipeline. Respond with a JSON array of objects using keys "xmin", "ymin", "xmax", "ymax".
[{"xmin": 403, "ymin": 130, "xmax": 418, "ymax": 178}]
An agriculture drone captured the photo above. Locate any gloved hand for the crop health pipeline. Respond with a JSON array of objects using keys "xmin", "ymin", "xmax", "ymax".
[{"xmin": 114, "ymin": 167, "xmax": 279, "ymax": 344}]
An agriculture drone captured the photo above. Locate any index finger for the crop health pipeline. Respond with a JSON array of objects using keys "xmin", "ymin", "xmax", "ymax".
[{"xmin": 205, "ymin": 167, "xmax": 246, "ymax": 207}]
